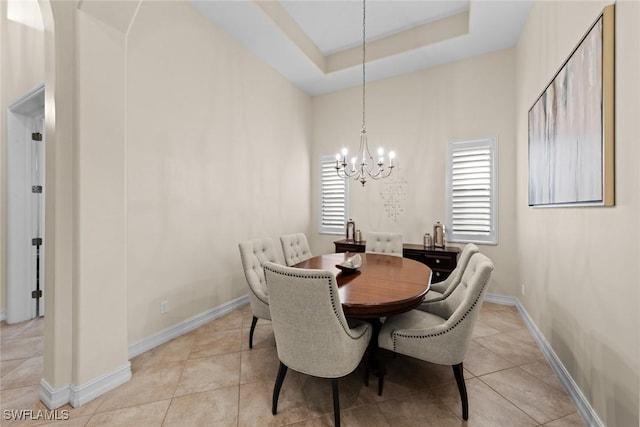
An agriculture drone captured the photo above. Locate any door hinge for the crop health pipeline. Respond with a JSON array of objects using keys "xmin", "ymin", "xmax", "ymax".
[
  {"xmin": 32, "ymin": 132, "xmax": 42, "ymax": 141},
  {"xmin": 32, "ymin": 185, "xmax": 43, "ymax": 193},
  {"xmin": 32, "ymin": 238, "xmax": 42, "ymax": 246},
  {"xmin": 31, "ymin": 290, "xmax": 43, "ymax": 299}
]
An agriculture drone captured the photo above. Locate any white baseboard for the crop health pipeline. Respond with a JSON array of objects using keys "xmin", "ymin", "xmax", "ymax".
[
  {"xmin": 39, "ymin": 296, "xmax": 248, "ymax": 410},
  {"xmin": 40, "ymin": 379, "xmax": 70, "ymax": 410},
  {"xmin": 128, "ymin": 295, "xmax": 249, "ymax": 359},
  {"xmin": 69, "ymin": 362, "xmax": 131, "ymax": 408},
  {"xmin": 484, "ymin": 293, "xmax": 517, "ymax": 306},
  {"xmin": 0, "ymin": 310, "xmax": 5, "ymax": 321},
  {"xmin": 483, "ymin": 294, "xmax": 604, "ymax": 427},
  {"xmin": 40, "ymin": 363, "xmax": 131, "ymax": 409}
]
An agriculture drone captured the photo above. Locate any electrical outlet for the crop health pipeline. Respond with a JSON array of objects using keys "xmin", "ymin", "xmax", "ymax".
[
  {"xmin": 160, "ymin": 300, "xmax": 168, "ymax": 314},
  {"xmin": 521, "ymin": 284, "xmax": 526, "ymax": 295}
]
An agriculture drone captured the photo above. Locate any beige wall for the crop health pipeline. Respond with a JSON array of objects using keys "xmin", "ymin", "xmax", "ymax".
[
  {"xmin": 516, "ymin": 1, "xmax": 640, "ymax": 425},
  {"xmin": 125, "ymin": 1, "xmax": 312, "ymax": 343},
  {"xmin": 0, "ymin": 1, "xmax": 45, "ymax": 317},
  {"xmin": 74, "ymin": 7, "xmax": 129, "ymax": 385},
  {"xmin": 5, "ymin": 0, "xmax": 311, "ymax": 399},
  {"xmin": 310, "ymin": 49, "xmax": 518, "ymax": 295}
]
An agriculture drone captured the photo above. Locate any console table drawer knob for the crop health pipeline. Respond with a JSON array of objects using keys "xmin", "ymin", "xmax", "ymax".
[{"xmin": 422, "ymin": 255, "xmax": 455, "ymax": 269}]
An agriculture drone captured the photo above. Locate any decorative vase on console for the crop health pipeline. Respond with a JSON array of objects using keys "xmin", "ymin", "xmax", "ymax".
[
  {"xmin": 346, "ymin": 219, "xmax": 355, "ymax": 241},
  {"xmin": 433, "ymin": 222, "xmax": 445, "ymax": 248}
]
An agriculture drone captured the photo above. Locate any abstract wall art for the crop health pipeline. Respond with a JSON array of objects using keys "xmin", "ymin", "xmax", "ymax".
[{"xmin": 528, "ymin": 5, "xmax": 614, "ymax": 207}]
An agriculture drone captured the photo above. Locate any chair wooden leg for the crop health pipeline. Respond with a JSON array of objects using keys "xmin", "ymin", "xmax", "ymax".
[
  {"xmin": 249, "ymin": 316, "xmax": 258, "ymax": 349},
  {"xmin": 332, "ymin": 378, "xmax": 341, "ymax": 427},
  {"xmin": 378, "ymin": 370, "xmax": 384, "ymax": 397},
  {"xmin": 452, "ymin": 363, "xmax": 468, "ymax": 420},
  {"xmin": 363, "ymin": 349, "xmax": 370, "ymax": 387},
  {"xmin": 272, "ymin": 362, "xmax": 288, "ymax": 415},
  {"xmin": 376, "ymin": 349, "xmax": 386, "ymax": 396}
]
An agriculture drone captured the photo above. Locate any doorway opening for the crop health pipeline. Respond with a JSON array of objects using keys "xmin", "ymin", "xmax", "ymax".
[{"xmin": 7, "ymin": 83, "xmax": 45, "ymax": 323}]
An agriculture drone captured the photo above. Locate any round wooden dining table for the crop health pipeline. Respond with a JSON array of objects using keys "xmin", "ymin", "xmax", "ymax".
[{"xmin": 292, "ymin": 252, "xmax": 432, "ymax": 319}]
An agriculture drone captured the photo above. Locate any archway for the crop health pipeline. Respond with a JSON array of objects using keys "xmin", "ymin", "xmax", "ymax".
[{"xmin": 36, "ymin": 0, "xmax": 76, "ymax": 409}]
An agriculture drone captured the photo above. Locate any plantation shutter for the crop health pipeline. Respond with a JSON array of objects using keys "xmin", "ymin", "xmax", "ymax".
[
  {"xmin": 319, "ymin": 155, "xmax": 348, "ymax": 234},
  {"xmin": 446, "ymin": 138, "xmax": 498, "ymax": 244}
]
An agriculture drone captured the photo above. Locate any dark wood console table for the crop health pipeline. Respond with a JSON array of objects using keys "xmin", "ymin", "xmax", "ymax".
[{"xmin": 334, "ymin": 239, "xmax": 460, "ymax": 283}]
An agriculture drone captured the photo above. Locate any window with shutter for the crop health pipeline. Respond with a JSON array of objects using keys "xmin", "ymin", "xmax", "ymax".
[
  {"xmin": 319, "ymin": 155, "xmax": 349, "ymax": 234},
  {"xmin": 445, "ymin": 137, "xmax": 498, "ymax": 245}
]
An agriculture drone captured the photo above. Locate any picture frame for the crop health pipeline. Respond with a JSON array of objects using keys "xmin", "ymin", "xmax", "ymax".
[{"xmin": 528, "ymin": 5, "xmax": 614, "ymax": 207}]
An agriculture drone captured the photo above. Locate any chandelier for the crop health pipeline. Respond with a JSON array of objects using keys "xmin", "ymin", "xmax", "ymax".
[{"xmin": 335, "ymin": 0, "xmax": 395, "ymax": 186}]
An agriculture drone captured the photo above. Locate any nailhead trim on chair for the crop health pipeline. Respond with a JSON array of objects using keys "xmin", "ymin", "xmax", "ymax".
[
  {"xmin": 391, "ymin": 276, "xmax": 490, "ymax": 352},
  {"xmin": 263, "ymin": 265, "xmax": 369, "ymax": 341}
]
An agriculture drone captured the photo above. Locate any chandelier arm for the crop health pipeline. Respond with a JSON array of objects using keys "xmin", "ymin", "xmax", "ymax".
[
  {"xmin": 336, "ymin": 164, "xmax": 362, "ymax": 180},
  {"xmin": 366, "ymin": 167, "xmax": 385, "ymax": 179},
  {"xmin": 366, "ymin": 171, "xmax": 384, "ymax": 180},
  {"xmin": 336, "ymin": 168, "xmax": 350, "ymax": 179},
  {"xmin": 368, "ymin": 165, "xmax": 395, "ymax": 180}
]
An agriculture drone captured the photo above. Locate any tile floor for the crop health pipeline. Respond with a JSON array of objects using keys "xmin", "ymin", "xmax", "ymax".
[{"xmin": 0, "ymin": 303, "xmax": 585, "ymax": 426}]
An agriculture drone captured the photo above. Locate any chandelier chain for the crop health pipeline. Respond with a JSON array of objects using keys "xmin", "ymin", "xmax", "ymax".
[{"xmin": 362, "ymin": 0, "xmax": 366, "ymax": 130}]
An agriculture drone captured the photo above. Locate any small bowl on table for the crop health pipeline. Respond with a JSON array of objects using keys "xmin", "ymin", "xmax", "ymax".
[{"xmin": 335, "ymin": 253, "xmax": 362, "ymax": 275}]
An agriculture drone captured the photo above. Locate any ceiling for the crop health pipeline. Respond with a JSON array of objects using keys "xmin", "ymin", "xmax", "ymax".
[{"xmin": 189, "ymin": 0, "xmax": 532, "ymax": 96}]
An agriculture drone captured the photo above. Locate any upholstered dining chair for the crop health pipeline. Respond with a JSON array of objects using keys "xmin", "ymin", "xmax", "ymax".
[
  {"xmin": 280, "ymin": 232, "xmax": 313, "ymax": 266},
  {"xmin": 238, "ymin": 238, "xmax": 282, "ymax": 349},
  {"xmin": 364, "ymin": 232, "xmax": 403, "ymax": 257},
  {"xmin": 377, "ymin": 252, "xmax": 494, "ymax": 420},
  {"xmin": 421, "ymin": 243, "xmax": 479, "ymax": 304},
  {"xmin": 263, "ymin": 262, "xmax": 372, "ymax": 427}
]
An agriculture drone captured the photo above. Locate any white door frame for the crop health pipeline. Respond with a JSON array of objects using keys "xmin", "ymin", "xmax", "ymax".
[{"xmin": 7, "ymin": 83, "xmax": 45, "ymax": 323}]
